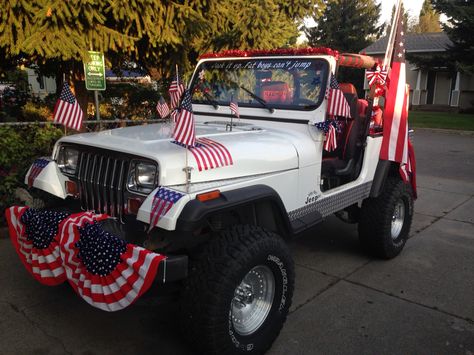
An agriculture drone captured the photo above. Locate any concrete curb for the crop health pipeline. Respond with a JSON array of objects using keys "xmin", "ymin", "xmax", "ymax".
[{"xmin": 413, "ymin": 127, "xmax": 474, "ymax": 136}]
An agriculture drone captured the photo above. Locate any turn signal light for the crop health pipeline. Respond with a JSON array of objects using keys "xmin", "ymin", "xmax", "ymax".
[
  {"xmin": 196, "ymin": 190, "xmax": 221, "ymax": 202},
  {"xmin": 128, "ymin": 198, "xmax": 143, "ymax": 215},
  {"xmin": 65, "ymin": 181, "xmax": 78, "ymax": 196}
]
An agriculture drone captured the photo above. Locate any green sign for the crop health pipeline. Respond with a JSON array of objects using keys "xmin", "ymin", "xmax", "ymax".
[{"xmin": 84, "ymin": 51, "xmax": 106, "ymax": 91}]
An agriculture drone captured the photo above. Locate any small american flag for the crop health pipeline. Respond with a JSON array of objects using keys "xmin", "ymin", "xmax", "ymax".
[
  {"xmin": 59, "ymin": 212, "xmax": 165, "ymax": 312},
  {"xmin": 53, "ymin": 83, "xmax": 84, "ymax": 130},
  {"xmin": 327, "ymin": 75, "xmax": 351, "ymax": 118},
  {"xmin": 324, "ymin": 124, "xmax": 337, "ymax": 152},
  {"xmin": 189, "ymin": 137, "xmax": 233, "ymax": 171},
  {"xmin": 169, "ymin": 74, "xmax": 185, "ymax": 122},
  {"xmin": 149, "ymin": 187, "xmax": 184, "ymax": 229},
  {"xmin": 28, "ymin": 158, "xmax": 50, "ymax": 187},
  {"xmin": 5, "ymin": 207, "xmax": 70, "ymax": 286},
  {"xmin": 230, "ymin": 96, "xmax": 240, "ymax": 118},
  {"xmin": 156, "ymin": 96, "xmax": 170, "ymax": 119},
  {"xmin": 173, "ymin": 89, "xmax": 196, "ymax": 147}
]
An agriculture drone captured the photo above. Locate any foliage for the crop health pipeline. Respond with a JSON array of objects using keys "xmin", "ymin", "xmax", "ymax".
[
  {"xmin": 432, "ymin": 0, "xmax": 474, "ymax": 74},
  {"xmin": 21, "ymin": 101, "xmax": 53, "ymax": 122},
  {"xmin": 411, "ymin": 0, "xmax": 442, "ymax": 33},
  {"xmin": 0, "ymin": 124, "xmax": 63, "ymax": 222},
  {"xmin": 305, "ymin": 0, "xmax": 382, "ymax": 53},
  {"xmin": 385, "ymin": 3, "xmax": 412, "ymax": 35},
  {"xmin": 409, "ymin": 111, "xmax": 474, "ymax": 130}
]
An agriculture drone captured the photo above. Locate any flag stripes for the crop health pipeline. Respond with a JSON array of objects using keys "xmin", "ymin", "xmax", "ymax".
[
  {"xmin": 27, "ymin": 158, "xmax": 50, "ymax": 187},
  {"xmin": 149, "ymin": 187, "xmax": 184, "ymax": 229},
  {"xmin": 173, "ymin": 89, "xmax": 196, "ymax": 147},
  {"xmin": 189, "ymin": 137, "xmax": 234, "ymax": 171},
  {"xmin": 327, "ymin": 76, "xmax": 351, "ymax": 118},
  {"xmin": 53, "ymin": 83, "xmax": 84, "ymax": 130},
  {"xmin": 156, "ymin": 96, "xmax": 170, "ymax": 118}
]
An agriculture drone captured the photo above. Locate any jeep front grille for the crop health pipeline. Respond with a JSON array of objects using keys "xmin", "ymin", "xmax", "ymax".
[{"xmin": 77, "ymin": 151, "xmax": 130, "ymax": 221}]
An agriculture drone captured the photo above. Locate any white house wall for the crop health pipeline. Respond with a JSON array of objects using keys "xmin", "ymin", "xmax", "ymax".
[{"xmin": 25, "ymin": 68, "xmax": 56, "ymax": 97}]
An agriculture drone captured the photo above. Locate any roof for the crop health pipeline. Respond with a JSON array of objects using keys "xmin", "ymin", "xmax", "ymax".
[{"xmin": 361, "ymin": 32, "xmax": 452, "ymax": 55}]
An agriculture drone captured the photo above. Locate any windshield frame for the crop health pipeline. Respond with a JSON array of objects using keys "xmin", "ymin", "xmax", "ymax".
[{"xmin": 189, "ymin": 56, "xmax": 330, "ymax": 112}]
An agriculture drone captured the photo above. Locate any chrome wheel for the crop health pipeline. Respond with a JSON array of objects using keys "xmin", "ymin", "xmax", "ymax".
[
  {"xmin": 391, "ymin": 199, "xmax": 405, "ymax": 240},
  {"xmin": 231, "ymin": 265, "xmax": 275, "ymax": 336}
]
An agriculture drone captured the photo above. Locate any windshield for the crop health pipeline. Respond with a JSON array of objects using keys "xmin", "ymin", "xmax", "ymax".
[{"xmin": 190, "ymin": 58, "xmax": 329, "ymax": 111}]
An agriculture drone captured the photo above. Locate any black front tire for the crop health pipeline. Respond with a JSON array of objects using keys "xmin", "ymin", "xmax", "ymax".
[
  {"xmin": 358, "ymin": 177, "xmax": 414, "ymax": 259},
  {"xmin": 180, "ymin": 225, "xmax": 294, "ymax": 355}
]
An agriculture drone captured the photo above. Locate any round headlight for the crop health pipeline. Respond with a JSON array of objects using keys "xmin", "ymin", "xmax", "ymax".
[
  {"xmin": 57, "ymin": 146, "xmax": 79, "ymax": 175},
  {"xmin": 128, "ymin": 161, "xmax": 157, "ymax": 194}
]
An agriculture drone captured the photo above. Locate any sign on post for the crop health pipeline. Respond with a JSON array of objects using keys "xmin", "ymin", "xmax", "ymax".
[{"xmin": 84, "ymin": 51, "xmax": 106, "ymax": 91}]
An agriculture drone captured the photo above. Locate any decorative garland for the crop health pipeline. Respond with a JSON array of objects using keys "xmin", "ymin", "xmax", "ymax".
[{"xmin": 200, "ymin": 47, "xmax": 339, "ymax": 60}]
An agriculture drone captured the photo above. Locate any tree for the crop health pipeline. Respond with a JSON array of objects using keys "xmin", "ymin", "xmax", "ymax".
[
  {"xmin": 384, "ymin": 3, "xmax": 411, "ymax": 35},
  {"xmin": 304, "ymin": 0, "xmax": 382, "ymax": 95},
  {"xmin": 412, "ymin": 0, "xmax": 441, "ymax": 33},
  {"xmin": 432, "ymin": 0, "xmax": 474, "ymax": 74},
  {"xmin": 1, "ymin": 0, "xmax": 324, "ymax": 112}
]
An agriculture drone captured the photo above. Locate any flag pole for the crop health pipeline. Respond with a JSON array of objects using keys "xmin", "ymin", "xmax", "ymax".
[{"xmin": 383, "ymin": 0, "xmax": 403, "ymax": 70}]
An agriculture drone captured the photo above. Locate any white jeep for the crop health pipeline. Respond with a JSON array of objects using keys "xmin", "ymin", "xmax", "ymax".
[{"xmin": 27, "ymin": 48, "xmax": 414, "ymax": 354}]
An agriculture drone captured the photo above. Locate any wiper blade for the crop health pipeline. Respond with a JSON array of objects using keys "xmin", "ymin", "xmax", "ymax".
[
  {"xmin": 201, "ymin": 90, "xmax": 219, "ymax": 109},
  {"xmin": 240, "ymin": 85, "xmax": 274, "ymax": 113}
]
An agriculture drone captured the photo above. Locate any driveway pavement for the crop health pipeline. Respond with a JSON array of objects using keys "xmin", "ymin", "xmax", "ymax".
[{"xmin": 1, "ymin": 129, "xmax": 473, "ymax": 354}]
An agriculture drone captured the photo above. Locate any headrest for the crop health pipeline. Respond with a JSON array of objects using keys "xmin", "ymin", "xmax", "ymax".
[
  {"xmin": 357, "ymin": 99, "xmax": 368, "ymax": 118},
  {"xmin": 260, "ymin": 81, "xmax": 291, "ymax": 103},
  {"xmin": 339, "ymin": 83, "xmax": 357, "ymax": 96}
]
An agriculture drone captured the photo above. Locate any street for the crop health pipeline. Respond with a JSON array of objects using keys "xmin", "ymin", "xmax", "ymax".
[{"xmin": 1, "ymin": 129, "xmax": 473, "ymax": 355}]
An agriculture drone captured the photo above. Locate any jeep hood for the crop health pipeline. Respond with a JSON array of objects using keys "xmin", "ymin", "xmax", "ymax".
[{"xmin": 58, "ymin": 122, "xmax": 299, "ymax": 185}]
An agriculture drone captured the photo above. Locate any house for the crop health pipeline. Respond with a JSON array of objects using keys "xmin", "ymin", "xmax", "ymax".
[{"xmin": 361, "ymin": 32, "xmax": 473, "ymax": 110}]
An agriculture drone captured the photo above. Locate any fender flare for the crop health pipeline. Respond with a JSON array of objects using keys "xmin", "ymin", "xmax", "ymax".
[
  {"xmin": 175, "ymin": 184, "xmax": 292, "ymax": 235},
  {"xmin": 370, "ymin": 159, "xmax": 398, "ymax": 198}
]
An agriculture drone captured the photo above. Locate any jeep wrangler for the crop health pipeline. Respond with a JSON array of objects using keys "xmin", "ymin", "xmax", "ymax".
[{"xmin": 23, "ymin": 48, "xmax": 414, "ymax": 354}]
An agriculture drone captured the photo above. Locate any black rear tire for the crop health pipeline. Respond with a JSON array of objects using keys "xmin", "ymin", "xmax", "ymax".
[
  {"xmin": 180, "ymin": 225, "xmax": 294, "ymax": 354},
  {"xmin": 358, "ymin": 177, "xmax": 414, "ymax": 259}
]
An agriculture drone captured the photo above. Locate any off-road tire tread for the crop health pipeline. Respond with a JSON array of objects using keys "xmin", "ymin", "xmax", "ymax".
[
  {"xmin": 358, "ymin": 177, "xmax": 414, "ymax": 259},
  {"xmin": 180, "ymin": 225, "xmax": 294, "ymax": 355}
]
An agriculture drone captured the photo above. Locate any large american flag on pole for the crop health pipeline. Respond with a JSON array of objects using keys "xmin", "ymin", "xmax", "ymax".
[
  {"xmin": 58, "ymin": 212, "xmax": 165, "ymax": 312},
  {"xmin": 327, "ymin": 75, "xmax": 351, "ymax": 118},
  {"xmin": 53, "ymin": 83, "xmax": 84, "ymax": 130},
  {"xmin": 149, "ymin": 187, "xmax": 184, "ymax": 229},
  {"xmin": 380, "ymin": 7, "xmax": 416, "ymax": 197},
  {"xmin": 173, "ymin": 89, "xmax": 196, "ymax": 147}
]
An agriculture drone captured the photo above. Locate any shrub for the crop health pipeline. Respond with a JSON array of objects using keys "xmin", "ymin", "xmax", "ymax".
[
  {"xmin": 0, "ymin": 124, "xmax": 63, "ymax": 224},
  {"xmin": 21, "ymin": 101, "xmax": 53, "ymax": 122}
]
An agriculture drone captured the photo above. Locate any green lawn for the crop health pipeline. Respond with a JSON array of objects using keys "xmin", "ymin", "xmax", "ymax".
[{"xmin": 408, "ymin": 111, "xmax": 474, "ymax": 131}]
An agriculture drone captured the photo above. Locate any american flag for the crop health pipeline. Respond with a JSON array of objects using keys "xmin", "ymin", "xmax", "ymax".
[
  {"xmin": 366, "ymin": 65, "xmax": 388, "ymax": 87},
  {"xmin": 189, "ymin": 137, "xmax": 233, "ymax": 171},
  {"xmin": 149, "ymin": 187, "xmax": 184, "ymax": 229},
  {"xmin": 58, "ymin": 212, "xmax": 165, "ymax": 312},
  {"xmin": 327, "ymin": 75, "xmax": 351, "ymax": 118},
  {"xmin": 169, "ymin": 74, "xmax": 185, "ymax": 122},
  {"xmin": 156, "ymin": 96, "xmax": 170, "ymax": 119},
  {"xmin": 324, "ymin": 124, "xmax": 337, "ymax": 152},
  {"xmin": 5, "ymin": 207, "xmax": 70, "ymax": 286},
  {"xmin": 27, "ymin": 158, "xmax": 50, "ymax": 187},
  {"xmin": 230, "ymin": 96, "xmax": 240, "ymax": 118},
  {"xmin": 53, "ymin": 83, "xmax": 84, "ymax": 130},
  {"xmin": 173, "ymin": 89, "xmax": 196, "ymax": 147},
  {"xmin": 380, "ymin": 8, "xmax": 416, "ymax": 197}
]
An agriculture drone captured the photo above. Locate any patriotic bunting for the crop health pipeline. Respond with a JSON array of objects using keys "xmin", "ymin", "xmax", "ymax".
[
  {"xmin": 6, "ymin": 208, "xmax": 165, "ymax": 312},
  {"xmin": 27, "ymin": 157, "xmax": 50, "ymax": 187},
  {"xmin": 53, "ymin": 83, "xmax": 84, "ymax": 130},
  {"xmin": 5, "ymin": 207, "xmax": 70, "ymax": 285},
  {"xmin": 366, "ymin": 65, "xmax": 388, "ymax": 87}
]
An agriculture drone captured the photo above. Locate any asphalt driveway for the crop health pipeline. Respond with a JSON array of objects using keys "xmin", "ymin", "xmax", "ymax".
[{"xmin": 1, "ymin": 129, "xmax": 473, "ymax": 354}]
